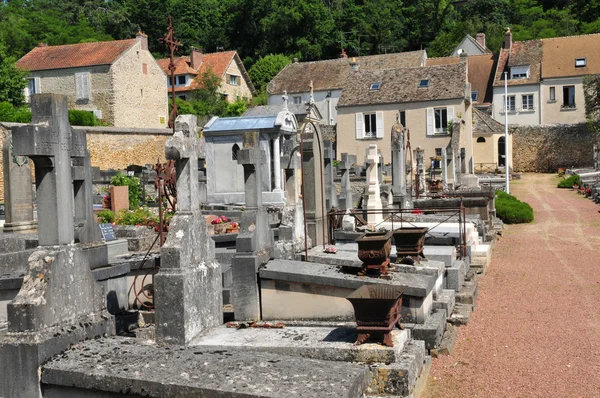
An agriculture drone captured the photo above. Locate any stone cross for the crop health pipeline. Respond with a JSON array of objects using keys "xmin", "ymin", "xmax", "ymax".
[
  {"xmin": 282, "ymin": 90, "xmax": 289, "ymax": 111},
  {"xmin": 2, "ymin": 136, "xmax": 36, "ymax": 232},
  {"xmin": 338, "ymin": 153, "xmax": 354, "ymax": 210},
  {"xmin": 238, "ymin": 131, "xmax": 264, "ymax": 209},
  {"xmin": 365, "ymin": 144, "xmax": 383, "ymax": 225},
  {"xmin": 12, "ymin": 94, "xmax": 74, "ymax": 246},
  {"xmin": 165, "ymin": 115, "xmax": 200, "ymax": 212},
  {"xmin": 323, "ymin": 139, "xmax": 338, "ymax": 210},
  {"xmin": 391, "ymin": 122, "xmax": 406, "ymax": 196},
  {"xmin": 415, "ymin": 148, "xmax": 426, "ymax": 196},
  {"xmin": 301, "ymin": 123, "xmax": 325, "ymax": 246}
]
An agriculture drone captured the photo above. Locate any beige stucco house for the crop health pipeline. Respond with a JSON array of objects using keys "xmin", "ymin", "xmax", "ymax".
[
  {"xmin": 336, "ymin": 61, "xmax": 474, "ymax": 177},
  {"xmin": 157, "ymin": 49, "xmax": 254, "ymax": 103},
  {"xmin": 492, "ymin": 29, "xmax": 600, "ymax": 126},
  {"xmin": 472, "ymin": 108, "xmax": 512, "ymax": 171},
  {"xmin": 17, "ymin": 34, "xmax": 168, "ymax": 128}
]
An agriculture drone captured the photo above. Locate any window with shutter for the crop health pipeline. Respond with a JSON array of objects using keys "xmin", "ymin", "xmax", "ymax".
[
  {"xmin": 446, "ymin": 106, "xmax": 454, "ymax": 129},
  {"xmin": 375, "ymin": 111, "xmax": 384, "ymax": 138},
  {"xmin": 355, "ymin": 112, "xmax": 364, "ymax": 139},
  {"xmin": 426, "ymin": 108, "xmax": 434, "ymax": 136},
  {"xmin": 75, "ymin": 72, "xmax": 90, "ymax": 100}
]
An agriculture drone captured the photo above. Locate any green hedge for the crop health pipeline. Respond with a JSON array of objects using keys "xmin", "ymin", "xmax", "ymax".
[
  {"xmin": 557, "ymin": 174, "xmax": 581, "ymax": 188},
  {"xmin": 495, "ymin": 191, "xmax": 534, "ymax": 224},
  {"xmin": 0, "ymin": 102, "xmax": 103, "ymax": 126},
  {"xmin": 68, "ymin": 109, "xmax": 100, "ymax": 126}
]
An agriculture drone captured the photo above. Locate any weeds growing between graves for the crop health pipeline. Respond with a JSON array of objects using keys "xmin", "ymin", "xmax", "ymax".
[{"xmin": 495, "ymin": 191, "xmax": 534, "ymax": 224}]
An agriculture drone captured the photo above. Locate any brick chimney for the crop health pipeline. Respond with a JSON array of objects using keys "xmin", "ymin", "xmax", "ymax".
[
  {"xmin": 350, "ymin": 57, "xmax": 359, "ymax": 71},
  {"xmin": 136, "ymin": 31, "xmax": 148, "ymax": 51},
  {"xmin": 190, "ymin": 47, "xmax": 203, "ymax": 70},
  {"xmin": 476, "ymin": 33, "xmax": 486, "ymax": 49},
  {"xmin": 504, "ymin": 28, "xmax": 512, "ymax": 50}
]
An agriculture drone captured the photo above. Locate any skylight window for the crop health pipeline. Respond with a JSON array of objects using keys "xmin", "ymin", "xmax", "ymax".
[
  {"xmin": 370, "ymin": 82, "xmax": 382, "ymax": 91},
  {"xmin": 419, "ymin": 79, "xmax": 430, "ymax": 88},
  {"xmin": 575, "ymin": 58, "xmax": 587, "ymax": 68}
]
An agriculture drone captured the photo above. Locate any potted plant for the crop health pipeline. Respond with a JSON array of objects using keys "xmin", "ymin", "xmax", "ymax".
[
  {"xmin": 226, "ymin": 221, "xmax": 240, "ymax": 234},
  {"xmin": 211, "ymin": 215, "xmax": 229, "ymax": 234}
]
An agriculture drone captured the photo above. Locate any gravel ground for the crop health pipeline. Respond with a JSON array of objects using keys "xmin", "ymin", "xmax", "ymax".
[{"xmin": 424, "ymin": 173, "xmax": 600, "ymax": 398}]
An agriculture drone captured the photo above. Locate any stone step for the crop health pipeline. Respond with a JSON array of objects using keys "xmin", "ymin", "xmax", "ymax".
[
  {"xmin": 430, "ymin": 323, "xmax": 458, "ymax": 358},
  {"xmin": 455, "ymin": 280, "xmax": 478, "ymax": 308},
  {"xmin": 365, "ymin": 340, "xmax": 428, "ymax": 397},
  {"xmin": 432, "ymin": 289, "xmax": 455, "ymax": 318},
  {"xmin": 448, "ymin": 303, "xmax": 472, "ymax": 326},
  {"xmin": 411, "ymin": 309, "xmax": 447, "ymax": 350}
]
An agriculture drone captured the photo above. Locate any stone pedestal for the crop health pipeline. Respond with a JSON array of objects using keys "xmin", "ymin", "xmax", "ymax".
[
  {"xmin": 2, "ymin": 136, "xmax": 36, "ymax": 233},
  {"xmin": 323, "ymin": 140, "xmax": 338, "ymax": 211},
  {"xmin": 302, "ymin": 126, "xmax": 325, "ymax": 246},
  {"xmin": 365, "ymin": 145, "xmax": 383, "ymax": 225},
  {"xmin": 338, "ymin": 153, "xmax": 355, "ymax": 210}
]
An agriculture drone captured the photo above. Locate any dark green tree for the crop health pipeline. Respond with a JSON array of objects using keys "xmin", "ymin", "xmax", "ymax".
[{"xmin": 248, "ymin": 54, "xmax": 291, "ymax": 93}]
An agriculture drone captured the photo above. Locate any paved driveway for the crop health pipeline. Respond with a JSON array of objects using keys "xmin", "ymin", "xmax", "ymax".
[{"xmin": 424, "ymin": 173, "xmax": 600, "ymax": 398}]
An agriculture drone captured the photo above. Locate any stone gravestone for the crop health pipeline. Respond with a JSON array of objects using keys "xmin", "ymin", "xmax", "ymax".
[
  {"xmin": 110, "ymin": 185, "xmax": 129, "ymax": 212},
  {"xmin": 365, "ymin": 144, "xmax": 383, "ymax": 225},
  {"xmin": 0, "ymin": 94, "xmax": 114, "ymax": 398},
  {"xmin": 2, "ymin": 135, "xmax": 36, "ymax": 232},
  {"xmin": 155, "ymin": 115, "xmax": 222, "ymax": 345},
  {"xmin": 391, "ymin": 122, "xmax": 408, "ymax": 207},
  {"xmin": 338, "ymin": 153, "xmax": 355, "ymax": 210},
  {"xmin": 232, "ymin": 131, "xmax": 274, "ymax": 321},
  {"xmin": 323, "ymin": 139, "xmax": 339, "ymax": 211},
  {"xmin": 302, "ymin": 123, "xmax": 325, "ymax": 246},
  {"xmin": 274, "ymin": 136, "xmax": 308, "ymax": 259},
  {"xmin": 415, "ymin": 148, "xmax": 426, "ymax": 196},
  {"xmin": 441, "ymin": 145, "xmax": 449, "ymax": 190},
  {"xmin": 594, "ymin": 143, "xmax": 599, "ymax": 170}
]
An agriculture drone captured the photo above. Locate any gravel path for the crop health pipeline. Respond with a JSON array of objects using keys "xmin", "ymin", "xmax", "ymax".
[{"xmin": 424, "ymin": 173, "xmax": 600, "ymax": 398}]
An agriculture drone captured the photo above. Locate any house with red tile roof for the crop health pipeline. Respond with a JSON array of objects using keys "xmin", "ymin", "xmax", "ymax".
[
  {"xmin": 491, "ymin": 29, "xmax": 600, "ymax": 126},
  {"xmin": 157, "ymin": 49, "xmax": 254, "ymax": 103},
  {"xmin": 17, "ymin": 33, "xmax": 168, "ymax": 128}
]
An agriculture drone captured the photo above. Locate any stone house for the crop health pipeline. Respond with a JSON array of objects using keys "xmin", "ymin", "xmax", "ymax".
[
  {"xmin": 472, "ymin": 108, "xmax": 512, "ymax": 170},
  {"xmin": 451, "ymin": 33, "xmax": 492, "ymax": 56},
  {"xmin": 492, "ymin": 29, "xmax": 600, "ymax": 126},
  {"xmin": 267, "ymin": 51, "xmax": 427, "ymax": 126},
  {"xmin": 157, "ymin": 49, "xmax": 254, "ymax": 103},
  {"xmin": 16, "ymin": 34, "xmax": 168, "ymax": 128},
  {"xmin": 336, "ymin": 61, "xmax": 473, "ymax": 176}
]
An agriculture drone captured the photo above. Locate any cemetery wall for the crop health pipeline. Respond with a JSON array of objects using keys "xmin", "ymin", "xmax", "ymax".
[{"xmin": 512, "ymin": 123, "xmax": 600, "ymax": 172}]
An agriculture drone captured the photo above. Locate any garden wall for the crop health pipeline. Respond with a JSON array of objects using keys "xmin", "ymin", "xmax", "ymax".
[
  {"xmin": 0, "ymin": 123, "xmax": 173, "ymax": 202},
  {"xmin": 512, "ymin": 123, "xmax": 600, "ymax": 172}
]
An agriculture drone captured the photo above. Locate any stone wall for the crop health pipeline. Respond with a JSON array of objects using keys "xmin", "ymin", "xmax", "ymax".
[
  {"xmin": 0, "ymin": 123, "xmax": 172, "ymax": 202},
  {"xmin": 512, "ymin": 123, "xmax": 600, "ymax": 172}
]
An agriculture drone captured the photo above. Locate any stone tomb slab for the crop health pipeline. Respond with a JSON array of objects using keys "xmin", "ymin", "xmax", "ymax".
[
  {"xmin": 190, "ymin": 325, "xmax": 410, "ymax": 364},
  {"xmin": 260, "ymin": 259, "xmax": 436, "ymax": 323},
  {"xmin": 41, "ymin": 336, "xmax": 369, "ymax": 398}
]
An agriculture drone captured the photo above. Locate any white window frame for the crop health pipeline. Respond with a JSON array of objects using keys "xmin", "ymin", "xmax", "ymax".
[
  {"xmin": 370, "ymin": 82, "xmax": 381, "ymax": 91},
  {"xmin": 426, "ymin": 107, "xmax": 453, "ymax": 136},
  {"xmin": 522, "ymin": 94, "xmax": 534, "ymax": 111},
  {"xmin": 510, "ymin": 65, "xmax": 530, "ymax": 79},
  {"xmin": 355, "ymin": 111, "xmax": 384, "ymax": 139},
  {"xmin": 229, "ymin": 74, "xmax": 240, "ymax": 86},
  {"xmin": 549, "ymin": 86, "xmax": 556, "ymax": 102},
  {"xmin": 293, "ymin": 96, "xmax": 302, "ymax": 105},
  {"xmin": 471, "ymin": 90, "xmax": 479, "ymax": 102},
  {"xmin": 177, "ymin": 75, "xmax": 187, "ymax": 86},
  {"xmin": 24, "ymin": 77, "xmax": 41, "ymax": 103},
  {"xmin": 503, "ymin": 95, "xmax": 516, "ymax": 112},
  {"xmin": 75, "ymin": 72, "xmax": 90, "ymax": 101}
]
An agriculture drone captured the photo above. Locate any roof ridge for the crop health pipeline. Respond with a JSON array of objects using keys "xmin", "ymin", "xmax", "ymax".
[
  {"xmin": 31, "ymin": 38, "xmax": 135, "ymax": 50},
  {"xmin": 352, "ymin": 62, "xmax": 464, "ymax": 73},
  {"xmin": 539, "ymin": 32, "xmax": 600, "ymax": 42}
]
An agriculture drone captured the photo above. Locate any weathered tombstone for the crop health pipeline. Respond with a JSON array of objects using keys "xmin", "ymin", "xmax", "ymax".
[
  {"xmin": 378, "ymin": 151, "xmax": 384, "ymax": 185},
  {"xmin": 2, "ymin": 136, "xmax": 36, "ymax": 232},
  {"xmin": 302, "ymin": 123, "xmax": 325, "ymax": 246},
  {"xmin": 323, "ymin": 139, "xmax": 339, "ymax": 211},
  {"xmin": 110, "ymin": 185, "xmax": 129, "ymax": 212},
  {"xmin": 365, "ymin": 144, "xmax": 383, "ymax": 225},
  {"xmin": 594, "ymin": 143, "xmax": 599, "ymax": 170},
  {"xmin": 0, "ymin": 94, "xmax": 114, "ymax": 398},
  {"xmin": 155, "ymin": 115, "xmax": 222, "ymax": 345},
  {"xmin": 441, "ymin": 145, "xmax": 449, "ymax": 189},
  {"xmin": 414, "ymin": 148, "xmax": 426, "ymax": 196},
  {"xmin": 391, "ymin": 123, "xmax": 410, "ymax": 208},
  {"xmin": 232, "ymin": 131, "xmax": 274, "ymax": 321},
  {"xmin": 338, "ymin": 153, "xmax": 354, "ymax": 210}
]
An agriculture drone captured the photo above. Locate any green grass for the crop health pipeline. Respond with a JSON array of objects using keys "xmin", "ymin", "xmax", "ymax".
[{"xmin": 495, "ymin": 191, "xmax": 534, "ymax": 224}]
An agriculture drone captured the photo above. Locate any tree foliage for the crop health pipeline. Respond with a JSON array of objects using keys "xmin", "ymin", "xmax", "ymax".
[{"xmin": 248, "ymin": 54, "xmax": 291, "ymax": 93}]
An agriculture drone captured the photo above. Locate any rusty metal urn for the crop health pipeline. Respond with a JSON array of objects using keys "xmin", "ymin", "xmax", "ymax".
[
  {"xmin": 356, "ymin": 230, "xmax": 393, "ymax": 276},
  {"xmin": 392, "ymin": 227, "xmax": 428, "ymax": 262},
  {"xmin": 346, "ymin": 284, "xmax": 404, "ymax": 347}
]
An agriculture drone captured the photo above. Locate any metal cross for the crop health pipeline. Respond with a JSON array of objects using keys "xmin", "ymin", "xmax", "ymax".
[{"xmin": 160, "ymin": 16, "xmax": 181, "ymax": 132}]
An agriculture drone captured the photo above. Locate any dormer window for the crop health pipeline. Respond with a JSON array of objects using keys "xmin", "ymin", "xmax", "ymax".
[
  {"xmin": 419, "ymin": 79, "xmax": 430, "ymax": 88},
  {"xmin": 575, "ymin": 58, "xmax": 587, "ymax": 68},
  {"xmin": 510, "ymin": 66, "xmax": 529, "ymax": 79},
  {"xmin": 177, "ymin": 75, "xmax": 186, "ymax": 85},
  {"xmin": 370, "ymin": 82, "xmax": 381, "ymax": 91}
]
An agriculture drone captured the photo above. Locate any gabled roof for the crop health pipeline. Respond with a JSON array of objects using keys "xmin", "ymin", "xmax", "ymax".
[
  {"xmin": 426, "ymin": 53, "xmax": 497, "ymax": 105},
  {"xmin": 493, "ymin": 40, "xmax": 542, "ymax": 87},
  {"xmin": 473, "ymin": 108, "xmax": 504, "ymax": 134},
  {"xmin": 541, "ymin": 33, "xmax": 600, "ymax": 78},
  {"xmin": 452, "ymin": 34, "xmax": 491, "ymax": 56},
  {"xmin": 267, "ymin": 50, "xmax": 427, "ymax": 95},
  {"xmin": 338, "ymin": 63, "xmax": 467, "ymax": 108},
  {"xmin": 17, "ymin": 39, "xmax": 137, "ymax": 71},
  {"xmin": 157, "ymin": 51, "xmax": 255, "ymax": 93}
]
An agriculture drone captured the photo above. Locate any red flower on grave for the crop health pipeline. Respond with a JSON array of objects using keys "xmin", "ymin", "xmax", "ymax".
[{"xmin": 412, "ymin": 209, "xmax": 423, "ymax": 215}]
